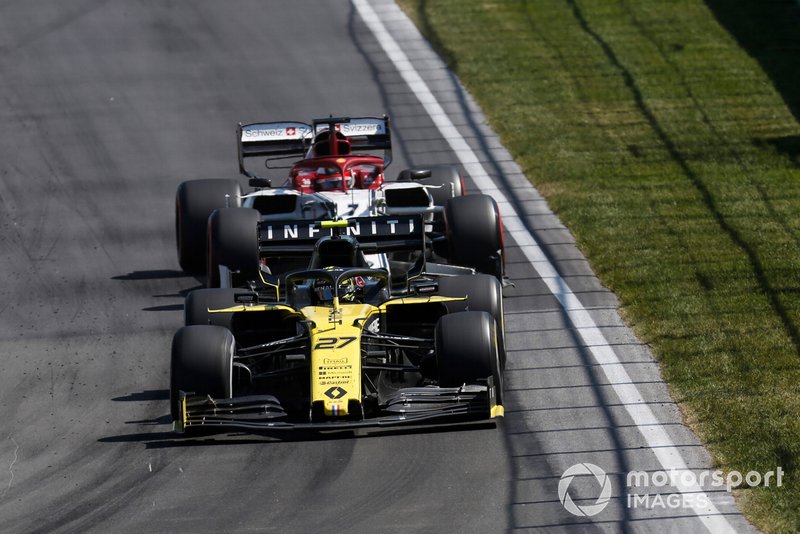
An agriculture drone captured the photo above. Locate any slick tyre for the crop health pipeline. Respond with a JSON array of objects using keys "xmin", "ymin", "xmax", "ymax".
[
  {"xmin": 206, "ymin": 207, "xmax": 260, "ymax": 288},
  {"xmin": 437, "ymin": 274, "xmax": 506, "ymax": 369},
  {"xmin": 175, "ymin": 179, "xmax": 242, "ymax": 275},
  {"xmin": 397, "ymin": 164, "xmax": 465, "ymax": 207},
  {"xmin": 435, "ymin": 311, "xmax": 503, "ymax": 405},
  {"xmin": 170, "ymin": 325, "xmax": 234, "ymax": 421},
  {"xmin": 444, "ymin": 194, "xmax": 504, "ymax": 280}
]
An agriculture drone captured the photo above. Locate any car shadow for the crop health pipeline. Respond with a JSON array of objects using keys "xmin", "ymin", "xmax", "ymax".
[
  {"xmin": 99, "ymin": 422, "xmax": 498, "ymax": 449},
  {"xmin": 112, "ymin": 389, "xmax": 170, "ymax": 402},
  {"xmin": 99, "ymin": 389, "xmax": 498, "ymax": 449},
  {"xmin": 112, "ymin": 269, "xmax": 189, "ymax": 281},
  {"xmin": 111, "ymin": 269, "xmax": 203, "ymax": 310}
]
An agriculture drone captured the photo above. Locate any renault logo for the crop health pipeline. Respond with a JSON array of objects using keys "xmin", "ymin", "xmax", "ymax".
[{"xmin": 324, "ymin": 387, "xmax": 347, "ymax": 399}]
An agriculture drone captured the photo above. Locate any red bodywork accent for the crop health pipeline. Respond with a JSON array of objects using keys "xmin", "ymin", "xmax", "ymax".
[
  {"xmin": 286, "ymin": 128, "xmax": 385, "ymax": 193},
  {"xmin": 290, "ymin": 154, "xmax": 385, "ymax": 194}
]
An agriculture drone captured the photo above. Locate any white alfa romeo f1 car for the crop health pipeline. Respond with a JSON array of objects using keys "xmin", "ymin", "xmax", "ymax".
[{"xmin": 175, "ymin": 116, "xmax": 505, "ymax": 286}]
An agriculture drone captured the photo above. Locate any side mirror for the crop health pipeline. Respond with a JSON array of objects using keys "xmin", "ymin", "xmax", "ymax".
[
  {"xmin": 396, "ymin": 168, "xmax": 432, "ymax": 182},
  {"xmin": 249, "ymin": 178, "xmax": 272, "ymax": 188}
]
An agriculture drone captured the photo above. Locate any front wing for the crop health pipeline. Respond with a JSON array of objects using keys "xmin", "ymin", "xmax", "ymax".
[{"xmin": 174, "ymin": 381, "xmax": 503, "ymax": 433}]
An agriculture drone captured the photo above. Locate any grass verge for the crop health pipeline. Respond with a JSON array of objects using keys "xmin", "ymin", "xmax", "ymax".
[{"xmin": 396, "ymin": 0, "xmax": 800, "ymax": 531}]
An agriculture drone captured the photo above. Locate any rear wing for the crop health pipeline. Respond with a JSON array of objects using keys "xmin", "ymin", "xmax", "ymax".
[
  {"xmin": 238, "ymin": 121, "xmax": 313, "ymax": 179},
  {"xmin": 311, "ymin": 116, "xmax": 391, "ymax": 154},
  {"xmin": 238, "ymin": 116, "xmax": 392, "ymax": 182},
  {"xmin": 258, "ymin": 214, "xmax": 422, "ymax": 257}
]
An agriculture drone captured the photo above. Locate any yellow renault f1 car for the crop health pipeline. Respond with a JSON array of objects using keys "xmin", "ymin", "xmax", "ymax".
[{"xmin": 170, "ymin": 224, "xmax": 505, "ymax": 432}]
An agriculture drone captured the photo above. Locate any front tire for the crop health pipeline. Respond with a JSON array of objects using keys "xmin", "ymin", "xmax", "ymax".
[
  {"xmin": 170, "ymin": 325, "xmax": 235, "ymax": 421},
  {"xmin": 435, "ymin": 311, "xmax": 503, "ymax": 405},
  {"xmin": 438, "ymin": 274, "xmax": 506, "ymax": 369}
]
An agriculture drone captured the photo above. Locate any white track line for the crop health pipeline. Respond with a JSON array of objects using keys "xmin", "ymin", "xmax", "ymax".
[{"xmin": 352, "ymin": 0, "xmax": 737, "ymax": 531}]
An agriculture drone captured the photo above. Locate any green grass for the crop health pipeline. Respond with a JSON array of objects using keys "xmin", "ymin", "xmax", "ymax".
[{"xmin": 396, "ymin": 0, "xmax": 800, "ymax": 531}]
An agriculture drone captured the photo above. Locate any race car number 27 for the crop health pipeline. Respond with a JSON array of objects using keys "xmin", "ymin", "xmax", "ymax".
[{"xmin": 314, "ymin": 337, "xmax": 357, "ymax": 350}]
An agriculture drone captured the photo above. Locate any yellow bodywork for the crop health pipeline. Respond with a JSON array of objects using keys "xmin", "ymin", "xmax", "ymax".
[
  {"xmin": 302, "ymin": 301, "xmax": 377, "ymax": 416},
  {"xmin": 208, "ymin": 294, "xmax": 501, "ymax": 419}
]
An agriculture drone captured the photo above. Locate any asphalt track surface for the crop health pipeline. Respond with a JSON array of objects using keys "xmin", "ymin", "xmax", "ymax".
[{"xmin": 0, "ymin": 1, "xmax": 760, "ymax": 533}]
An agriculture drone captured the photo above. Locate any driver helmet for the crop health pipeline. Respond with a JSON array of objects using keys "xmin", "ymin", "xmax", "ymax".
[
  {"xmin": 338, "ymin": 277, "xmax": 358, "ymax": 302},
  {"xmin": 314, "ymin": 169, "xmax": 344, "ymax": 191}
]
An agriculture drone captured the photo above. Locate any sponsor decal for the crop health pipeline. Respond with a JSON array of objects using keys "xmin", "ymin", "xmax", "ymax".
[
  {"xmin": 340, "ymin": 122, "xmax": 384, "ymax": 135},
  {"xmin": 318, "ymin": 363, "xmax": 352, "ymax": 385},
  {"xmin": 261, "ymin": 217, "xmax": 417, "ymax": 242},
  {"xmin": 315, "ymin": 119, "xmax": 385, "ymax": 137},
  {"xmin": 241, "ymin": 123, "xmax": 311, "ymax": 142},
  {"xmin": 324, "ymin": 387, "xmax": 348, "ymax": 400}
]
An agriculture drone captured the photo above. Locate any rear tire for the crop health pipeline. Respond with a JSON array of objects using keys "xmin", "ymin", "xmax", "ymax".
[
  {"xmin": 397, "ymin": 164, "xmax": 465, "ymax": 207},
  {"xmin": 435, "ymin": 311, "xmax": 503, "ymax": 405},
  {"xmin": 438, "ymin": 274, "xmax": 506, "ymax": 369},
  {"xmin": 444, "ymin": 194, "xmax": 504, "ymax": 279},
  {"xmin": 176, "ymin": 179, "xmax": 242, "ymax": 274},
  {"xmin": 206, "ymin": 207, "xmax": 260, "ymax": 288},
  {"xmin": 170, "ymin": 325, "xmax": 235, "ymax": 421}
]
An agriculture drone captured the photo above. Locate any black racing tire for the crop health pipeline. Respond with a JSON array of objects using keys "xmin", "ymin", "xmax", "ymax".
[
  {"xmin": 175, "ymin": 179, "xmax": 242, "ymax": 274},
  {"xmin": 444, "ymin": 194, "xmax": 504, "ymax": 280},
  {"xmin": 397, "ymin": 164, "xmax": 464, "ymax": 207},
  {"xmin": 438, "ymin": 274, "xmax": 506, "ymax": 369},
  {"xmin": 438, "ymin": 274, "xmax": 502, "ymax": 320},
  {"xmin": 435, "ymin": 311, "xmax": 503, "ymax": 405},
  {"xmin": 206, "ymin": 207, "xmax": 260, "ymax": 288},
  {"xmin": 170, "ymin": 325, "xmax": 235, "ymax": 421},
  {"xmin": 184, "ymin": 288, "xmax": 240, "ymax": 328}
]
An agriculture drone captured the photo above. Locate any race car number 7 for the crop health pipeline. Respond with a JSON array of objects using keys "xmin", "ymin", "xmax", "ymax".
[{"xmin": 314, "ymin": 337, "xmax": 357, "ymax": 350}]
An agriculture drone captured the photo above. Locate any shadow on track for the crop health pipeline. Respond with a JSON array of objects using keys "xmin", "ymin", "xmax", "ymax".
[
  {"xmin": 112, "ymin": 269, "xmax": 188, "ymax": 281},
  {"xmin": 111, "ymin": 269, "xmax": 202, "ymax": 310},
  {"xmin": 98, "ymin": 394, "xmax": 497, "ymax": 450},
  {"xmin": 112, "ymin": 389, "xmax": 169, "ymax": 402}
]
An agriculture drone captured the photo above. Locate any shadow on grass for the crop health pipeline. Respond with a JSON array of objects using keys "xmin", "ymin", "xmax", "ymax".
[
  {"xmin": 706, "ymin": 0, "xmax": 800, "ymax": 166},
  {"xmin": 561, "ymin": 0, "xmax": 800, "ymax": 360},
  {"xmin": 704, "ymin": 0, "xmax": 800, "ymax": 122},
  {"xmin": 411, "ymin": 0, "xmax": 458, "ymax": 71},
  {"xmin": 408, "ymin": 3, "xmax": 637, "ymax": 531},
  {"xmin": 753, "ymin": 135, "xmax": 800, "ymax": 168}
]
